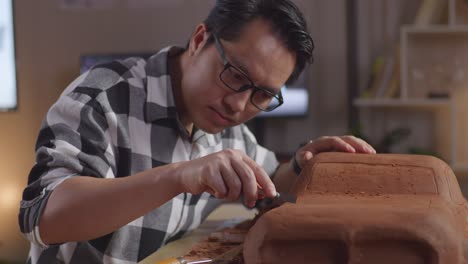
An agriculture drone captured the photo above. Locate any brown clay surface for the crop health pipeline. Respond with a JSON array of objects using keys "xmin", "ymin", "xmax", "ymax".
[
  {"xmin": 183, "ymin": 220, "xmax": 252, "ymax": 262},
  {"xmin": 244, "ymin": 153, "xmax": 468, "ymax": 264}
]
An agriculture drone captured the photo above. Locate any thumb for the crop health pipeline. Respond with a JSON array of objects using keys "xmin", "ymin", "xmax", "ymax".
[{"xmin": 297, "ymin": 150, "xmax": 313, "ymax": 168}]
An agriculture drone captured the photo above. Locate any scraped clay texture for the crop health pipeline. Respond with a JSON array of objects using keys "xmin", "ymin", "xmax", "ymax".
[{"xmin": 244, "ymin": 153, "xmax": 468, "ymax": 264}]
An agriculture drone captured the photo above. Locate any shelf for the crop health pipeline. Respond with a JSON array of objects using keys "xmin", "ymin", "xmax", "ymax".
[
  {"xmin": 355, "ymin": 0, "xmax": 468, "ymax": 175},
  {"xmin": 353, "ymin": 98, "xmax": 452, "ymax": 108},
  {"xmin": 402, "ymin": 25, "xmax": 468, "ymax": 33},
  {"xmin": 401, "ymin": 26, "xmax": 468, "ymax": 99}
]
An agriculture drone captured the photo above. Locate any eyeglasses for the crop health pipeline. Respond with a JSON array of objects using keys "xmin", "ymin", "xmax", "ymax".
[{"xmin": 212, "ymin": 34, "xmax": 283, "ymax": 112}]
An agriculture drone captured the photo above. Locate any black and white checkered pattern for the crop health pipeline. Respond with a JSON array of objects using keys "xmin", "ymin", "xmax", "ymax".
[{"xmin": 19, "ymin": 46, "xmax": 279, "ymax": 264}]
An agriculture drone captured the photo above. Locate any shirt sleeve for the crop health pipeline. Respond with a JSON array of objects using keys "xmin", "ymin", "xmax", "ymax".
[
  {"xmin": 240, "ymin": 124, "xmax": 279, "ymax": 178},
  {"xmin": 18, "ymin": 89, "xmax": 115, "ymax": 248}
]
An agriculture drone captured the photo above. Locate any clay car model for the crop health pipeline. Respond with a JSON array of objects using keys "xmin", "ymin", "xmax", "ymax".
[{"xmin": 244, "ymin": 153, "xmax": 468, "ymax": 264}]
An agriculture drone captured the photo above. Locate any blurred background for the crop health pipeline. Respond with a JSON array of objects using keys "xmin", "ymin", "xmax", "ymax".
[{"xmin": 1, "ymin": 0, "xmax": 468, "ymax": 262}]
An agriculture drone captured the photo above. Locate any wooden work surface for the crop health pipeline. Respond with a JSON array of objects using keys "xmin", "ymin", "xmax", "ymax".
[{"xmin": 140, "ymin": 203, "xmax": 257, "ymax": 264}]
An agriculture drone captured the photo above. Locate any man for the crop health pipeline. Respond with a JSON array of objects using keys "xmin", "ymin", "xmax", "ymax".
[{"xmin": 19, "ymin": 0, "xmax": 375, "ymax": 263}]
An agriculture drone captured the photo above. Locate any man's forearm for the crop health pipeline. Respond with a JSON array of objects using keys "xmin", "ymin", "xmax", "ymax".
[
  {"xmin": 39, "ymin": 164, "xmax": 184, "ymax": 245},
  {"xmin": 272, "ymin": 159, "xmax": 298, "ymax": 193}
]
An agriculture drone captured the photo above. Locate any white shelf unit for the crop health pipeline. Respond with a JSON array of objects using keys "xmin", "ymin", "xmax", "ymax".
[
  {"xmin": 354, "ymin": 0, "xmax": 468, "ymax": 172},
  {"xmin": 400, "ymin": 26, "xmax": 468, "ymax": 100}
]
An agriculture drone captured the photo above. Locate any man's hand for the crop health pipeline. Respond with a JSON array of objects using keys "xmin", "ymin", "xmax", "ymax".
[
  {"xmin": 295, "ymin": 135, "xmax": 376, "ymax": 169},
  {"xmin": 175, "ymin": 149, "xmax": 276, "ymax": 208}
]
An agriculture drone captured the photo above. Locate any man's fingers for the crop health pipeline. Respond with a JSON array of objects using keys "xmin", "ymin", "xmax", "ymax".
[
  {"xmin": 341, "ymin": 135, "xmax": 376, "ymax": 153},
  {"xmin": 199, "ymin": 149, "xmax": 276, "ymax": 207},
  {"xmin": 307, "ymin": 136, "xmax": 356, "ymax": 154},
  {"xmin": 220, "ymin": 165, "xmax": 242, "ymax": 201},
  {"xmin": 296, "ymin": 150, "xmax": 314, "ymax": 168},
  {"xmin": 242, "ymin": 155, "xmax": 276, "ymax": 199},
  {"xmin": 303, "ymin": 151, "xmax": 313, "ymax": 161},
  {"xmin": 204, "ymin": 169, "xmax": 227, "ymax": 199},
  {"xmin": 231, "ymin": 158, "xmax": 258, "ymax": 207}
]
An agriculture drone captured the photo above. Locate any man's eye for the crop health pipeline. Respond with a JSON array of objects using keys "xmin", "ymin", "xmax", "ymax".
[
  {"xmin": 259, "ymin": 90, "xmax": 273, "ymax": 99},
  {"xmin": 233, "ymin": 72, "xmax": 244, "ymax": 81},
  {"xmin": 228, "ymin": 68, "xmax": 245, "ymax": 81}
]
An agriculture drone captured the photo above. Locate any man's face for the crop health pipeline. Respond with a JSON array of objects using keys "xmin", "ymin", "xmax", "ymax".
[{"xmin": 181, "ymin": 19, "xmax": 296, "ymax": 134}]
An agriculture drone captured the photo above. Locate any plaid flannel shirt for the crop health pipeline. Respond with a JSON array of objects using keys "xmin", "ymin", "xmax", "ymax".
[{"xmin": 18, "ymin": 46, "xmax": 279, "ymax": 264}]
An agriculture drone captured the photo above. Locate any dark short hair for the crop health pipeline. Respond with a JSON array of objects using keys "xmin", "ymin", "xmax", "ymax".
[{"xmin": 203, "ymin": 0, "xmax": 314, "ymax": 84}]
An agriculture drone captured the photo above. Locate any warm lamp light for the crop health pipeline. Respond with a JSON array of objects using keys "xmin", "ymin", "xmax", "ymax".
[{"xmin": 0, "ymin": 184, "xmax": 21, "ymax": 210}]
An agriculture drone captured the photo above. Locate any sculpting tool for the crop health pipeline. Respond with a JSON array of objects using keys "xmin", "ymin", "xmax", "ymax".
[
  {"xmin": 256, "ymin": 183, "xmax": 296, "ymax": 205},
  {"xmin": 273, "ymin": 191, "xmax": 297, "ymax": 204},
  {"xmin": 255, "ymin": 191, "xmax": 296, "ymax": 209}
]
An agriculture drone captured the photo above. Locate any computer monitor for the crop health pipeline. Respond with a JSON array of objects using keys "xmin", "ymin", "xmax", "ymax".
[
  {"xmin": 80, "ymin": 53, "xmax": 309, "ymax": 118},
  {"xmin": 0, "ymin": 0, "xmax": 17, "ymax": 111}
]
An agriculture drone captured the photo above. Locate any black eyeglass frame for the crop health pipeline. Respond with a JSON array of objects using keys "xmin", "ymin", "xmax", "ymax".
[{"xmin": 212, "ymin": 33, "xmax": 284, "ymax": 112}]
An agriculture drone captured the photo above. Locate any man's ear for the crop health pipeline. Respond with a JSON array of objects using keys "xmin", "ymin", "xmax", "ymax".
[{"xmin": 188, "ymin": 23, "xmax": 210, "ymax": 56}]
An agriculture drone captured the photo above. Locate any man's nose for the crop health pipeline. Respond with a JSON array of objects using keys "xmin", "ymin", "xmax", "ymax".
[{"xmin": 223, "ymin": 89, "xmax": 252, "ymax": 113}]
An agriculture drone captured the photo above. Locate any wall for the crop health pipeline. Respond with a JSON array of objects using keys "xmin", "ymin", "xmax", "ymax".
[
  {"xmin": 356, "ymin": 0, "xmax": 422, "ymax": 91},
  {"xmin": 355, "ymin": 0, "xmax": 434, "ymax": 154},
  {"xmin": 0, "ymin": 0, "xmax": 349, "ymax": 261},
  {"xmin": 263, "ymin": 0, "xmax": 350, "ymax": 153}
]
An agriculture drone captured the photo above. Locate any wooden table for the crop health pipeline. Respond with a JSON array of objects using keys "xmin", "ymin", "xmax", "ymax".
[{"xmin": 140, "ymin": 203, "xmax": 257, "ymax": 264}]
